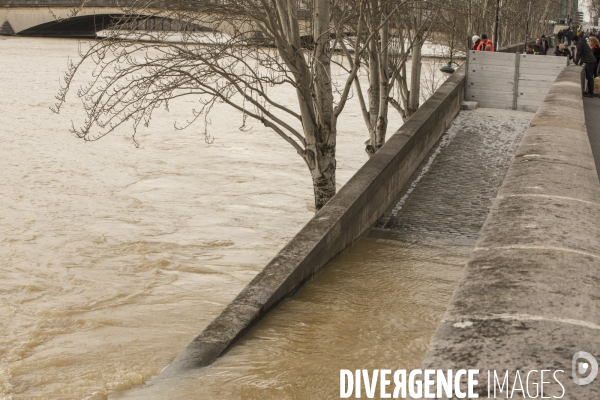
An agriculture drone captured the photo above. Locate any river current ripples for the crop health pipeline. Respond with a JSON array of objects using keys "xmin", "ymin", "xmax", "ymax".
[{"xmin": 0, "ymin": 36, "xmax": 418, "ymax": 399}]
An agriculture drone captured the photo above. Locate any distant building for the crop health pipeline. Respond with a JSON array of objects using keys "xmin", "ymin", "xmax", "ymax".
[{"xmin": 558, "ymin": 0, "xmax": 579, "ymax": 26}]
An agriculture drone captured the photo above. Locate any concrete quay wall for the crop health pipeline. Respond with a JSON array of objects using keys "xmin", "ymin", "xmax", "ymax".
[
  {"xmin": 496, "ymin": 36, "xmax": 553, "ymax": 54},
  {"xmin": 421, "ymin": 66, "xmax": 600, "ymax": 398},
  {"xmin": 498, "ymin": 42, "xmax": 527, "ymax": 53},
  {"xmin": 159, "ymin": 66, "xmax": 467, "ymax": 377}
]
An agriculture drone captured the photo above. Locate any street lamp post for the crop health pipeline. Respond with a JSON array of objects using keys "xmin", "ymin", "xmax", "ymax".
[
  {"xmin": 525, "ymin": 0, "xmax": 532, "ymax": 43},
  {"xmin": 493, "ymin": 0, "xmax": 501, "ymax": 50},
  {"xmin": 440, "ymin": 61, "xmax": 461, "ymax": 74}
]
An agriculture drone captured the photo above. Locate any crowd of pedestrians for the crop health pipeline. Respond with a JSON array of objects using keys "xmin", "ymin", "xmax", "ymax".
[
  {"xmin": 572, "ymin": 32, "xmax": 599, "ymax": 97},
  {"xmin": 470, "ymin": 27, "xmax": 600, "ymax": 97},
  {"xmin": 521, "ymin": 26, "xmax": 600, "ymax": 98},
  {"xmin": 524, "ymin": 36, "xmax": 550, "ymax": 55},
  {"xmin": 555, "ymin": 26, "xmax": 599, "ymax": 46},
  {"xmin": 556, "ymin": 26, "xmax": 600, "ymax": 97}
]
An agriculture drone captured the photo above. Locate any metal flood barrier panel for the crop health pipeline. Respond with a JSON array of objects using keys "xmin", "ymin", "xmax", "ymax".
[{"xmin": 466, "ymin": 50, "xmax": 567, "ymax": 113}]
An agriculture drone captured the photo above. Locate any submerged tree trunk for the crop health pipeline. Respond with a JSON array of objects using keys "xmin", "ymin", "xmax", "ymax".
[
  {"xmin": 308, "ymin": 0, "xmax": 336, "ymax": 210},
  {"xmin": 365, "ymin": 27, "xmax": 380, "ymax": 157},
  {"xmin": 308, "ymin": 140, "xmax": 336, "ymax": 210},
  {"xmin": 375, "ymin": 9, "xmax": 389, "ymax": 154},
  {"xmin": 408, "ymin": 38, "xmax": 422, "ymax": 117},
  {"xmin": 407, "ymin": 8, "xmax": 422, "ymax": 117},
  {"xmin": 364, "ymin": 0, "xmax": 391, "ymax": 157}
]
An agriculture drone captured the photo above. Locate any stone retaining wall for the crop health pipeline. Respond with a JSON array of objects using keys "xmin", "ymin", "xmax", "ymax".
[
  {"xmin": 159, "ymin": 65, "xmax": 467, "ymax": 378},
  {"xmin": 498, "ymin": 42, "xmax": 527, "ymax": 53},
  {"xmin": 421, "ymin": 66, "xmax": 600, "ymax": 398}
]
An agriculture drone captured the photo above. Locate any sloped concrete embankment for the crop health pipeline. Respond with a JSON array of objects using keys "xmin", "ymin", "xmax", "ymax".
[
  {"xmin": 421, "ymin": 66, "xmax": 600, "ymax": 398},
  {"xmin": 158, "ymin": 67, "xmax": 467, "ymax": 378}
]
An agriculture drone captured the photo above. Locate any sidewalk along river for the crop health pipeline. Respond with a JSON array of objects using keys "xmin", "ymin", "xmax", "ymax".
[{"xmin": 0, "ymin": 36, "xmax": 447, "ymax": 399}]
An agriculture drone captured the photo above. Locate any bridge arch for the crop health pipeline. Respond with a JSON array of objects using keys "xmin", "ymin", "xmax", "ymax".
[
  {"xmin": 1, "ymin": 7, "xmax": 121, "ymax": 36},
  {"xmin": 0, "ymin": 7, "xmax": 213, "ymax": 37},
  {"xmin": 18, "ymin": 13, "xmax": 116, "ymax": 37}
]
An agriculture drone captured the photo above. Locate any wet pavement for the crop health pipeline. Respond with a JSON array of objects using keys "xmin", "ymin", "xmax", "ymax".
[{"xmin": 375, "ymin": 107, "xmax": 532, "ymax": 241}]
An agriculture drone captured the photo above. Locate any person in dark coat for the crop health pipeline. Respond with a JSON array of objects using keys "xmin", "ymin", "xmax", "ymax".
[
  {"xmin": 534, "ymin": 38, "xmax": 546, "ymax": 55},
  {"xmin": 554, "ymin": 43, "xmax": 572, "ymax": 60},
  {"xmin": 574, "ymin": 37, "xmax": 598, "ymax": 97},
  {"xmin": 566, "ymin": 29, "xmax": 574, "ymax": 44},
  {"xmin": 541, "ymin": 35, "xmax": 550, "ymax": 54},
  {"xmin": 557, "ymin": 30, "xmax": 564, "ymax": 43}
]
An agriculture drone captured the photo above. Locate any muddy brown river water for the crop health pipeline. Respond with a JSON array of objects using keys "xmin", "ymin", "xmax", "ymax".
[
  {"xmin": 112, "ymin": 236, "xmax": 470, "ymax": 399},
  {"xmin": 112, "ymin": 105, "xmax": 533, "ymax": 400},
  {"xmin": 1, "ymin": 36, "xmax": 453, "ymax": 399}
]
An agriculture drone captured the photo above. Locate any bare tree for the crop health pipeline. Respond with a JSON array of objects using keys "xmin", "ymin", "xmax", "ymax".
[
  {"xmin": 432, "ymin": 0, "xmax": 560, "ymax": 50},
  {"xmin": 53, "ymin": 0, "xmax": 389, "ymax": 210},
  {"xmin": 336, "ymin": 0, "xmax": 437, "ymax": 156},
  {"xmin": 589, "ymin": 0, "xmax": 600, "ymax": 26}
]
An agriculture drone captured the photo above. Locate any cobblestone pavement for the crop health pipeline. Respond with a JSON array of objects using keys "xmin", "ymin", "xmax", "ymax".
[{"xmin": 374, "ymin": 108, "xmax": 533, "ymax": 241}]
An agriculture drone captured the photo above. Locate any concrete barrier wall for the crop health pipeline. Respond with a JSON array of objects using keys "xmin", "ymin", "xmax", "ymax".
[
  {"xmin": 498, "ymin": 42, "xmax": 526, "ymax": 53},
  {"xmin": 421, "ymin": 66, "xmax": 600, "ymax": 398},
  {"xmin": 159, "ymin": 65, "xmax": 467, "ymax": 377},
  {"xmin": 466, "ymin": 50, "xmax": 566, "ymax": 112},
  {"xmin": 517, "ymin": 54, "xmax": 568, "ymax": 112},
  {"xmin": 497, "ymin": 37, "xmax": 552, "ymax": 54}
]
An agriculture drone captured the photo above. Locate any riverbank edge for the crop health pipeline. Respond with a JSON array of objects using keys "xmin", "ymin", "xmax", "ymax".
[
  {"xmin": 420, "ymin": 66, "xmax": 600, "ymax": 398},
  {"xmin": 156, "ymin": 64, "xmax": 467, "ymax": 378}
]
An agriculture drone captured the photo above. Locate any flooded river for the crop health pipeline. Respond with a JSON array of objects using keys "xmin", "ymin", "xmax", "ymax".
[
  {"xmin": 112, "ymin": 105, "xmax": 531, "ymax": 400},
  {"xmin": 112, "ymin": 236, "xmax": 470, "ymax": 399},
  {"xmin": 0, "ymin": 36, "xmax": 440, "ymax": 399}
]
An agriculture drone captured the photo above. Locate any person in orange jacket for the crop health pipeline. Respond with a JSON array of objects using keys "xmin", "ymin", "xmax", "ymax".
[{"xmin": 478, "ymin": 34, "xmax": 494, "ymax": 51}]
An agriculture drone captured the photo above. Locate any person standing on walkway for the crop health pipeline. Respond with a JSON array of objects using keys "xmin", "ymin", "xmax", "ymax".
[
  {"xmin": 574, "ymin": 37, "xmax": 598, "ymax": 97},
  {"xmin": 535, "ymin": 38, "xmax": 546, "ymax": 55},
  {"xmin": 472, "ymin": 35, "xmax": 481, "ymax": 51},
  {"xmin": 473, "ymin": 34, "xmax": 493, "ymax": 51},
  {"xmin": 541, "ymin": 35, "xmax": 550, "ymax": 54},
  {"xmin": 479, "ymin": 34, "xmax": 494, "ymax": 51},
  {"xmin": 566, "ymin": 28, "xmax": 574, "ymax": 45}
]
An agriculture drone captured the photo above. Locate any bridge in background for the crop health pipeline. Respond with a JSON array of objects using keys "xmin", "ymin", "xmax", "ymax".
[
  {"xmin": 1, "ymin": 0, "xmax": 137, "ymax": 37},
  {"xmin": 0, "ymin": 0, "xmax": 314, "ymax": 38},
  {"xmin": 0, "ymin": 0, "xmax": 254, "ymax": 37}
]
